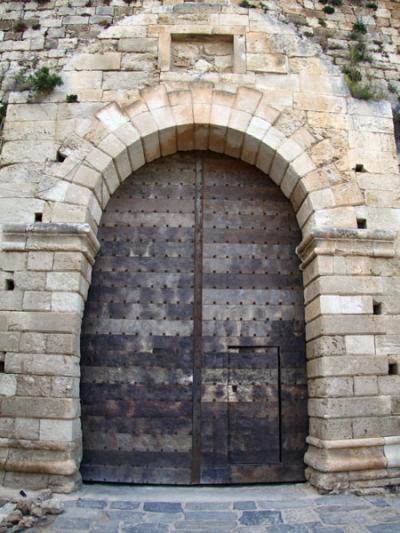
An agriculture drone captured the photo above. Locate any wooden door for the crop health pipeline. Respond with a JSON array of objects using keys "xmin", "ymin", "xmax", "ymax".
[
  {"xmin": 80, "ymin": 152, "xmax": 307, "ymax": 484},
  {"xmin": 199, "ymin": 155, "xmax": 307, "ymax": 483}
]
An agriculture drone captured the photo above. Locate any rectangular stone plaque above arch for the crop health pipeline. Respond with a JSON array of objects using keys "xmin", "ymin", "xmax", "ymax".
[
  {"xmin": 172, "ymin": 34, "xmax": 234, "ymax": 73},
  {"xmin": 156, "ymin": 26, "xmax": 246, "ymax": 74}
]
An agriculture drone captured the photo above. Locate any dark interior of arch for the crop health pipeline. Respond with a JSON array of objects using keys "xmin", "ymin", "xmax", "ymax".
[{"xmin": 80, "ymin": 151, "xmax": 307, "ymax": 485}]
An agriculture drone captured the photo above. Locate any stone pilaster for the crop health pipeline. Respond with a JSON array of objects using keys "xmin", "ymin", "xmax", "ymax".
[
  {"xmin": 0, "ymin": 223, "xmax": 99, "ymax": 492},
  {"xmin": 297, "ymin": 228, "xmax": 400, "ymax": 492}
]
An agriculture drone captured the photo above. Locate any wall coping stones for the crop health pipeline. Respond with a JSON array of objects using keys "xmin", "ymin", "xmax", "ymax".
[
  {"xmin": 296, "ymin": 227, "xmax": 397, "ymax": 268},
  {"xmin": 1, "ymin": 223, "xmax": 100, "ymax": 264}
]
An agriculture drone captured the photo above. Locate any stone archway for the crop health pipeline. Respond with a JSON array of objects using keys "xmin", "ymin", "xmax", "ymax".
[
  {"xmin": 0, "ymin": 83, "xmax": 397, "ymax": 493},
  {"xmin": 55, "ymin": 83, "xmax": 331, "ymax": 235}
]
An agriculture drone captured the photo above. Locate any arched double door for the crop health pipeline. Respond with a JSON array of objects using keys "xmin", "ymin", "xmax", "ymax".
[{"xmin": 80, "ymin": 152, "xmax": 307, "ymax": 484}]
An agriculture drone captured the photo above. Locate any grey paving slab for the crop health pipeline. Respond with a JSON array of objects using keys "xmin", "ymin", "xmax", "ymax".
[
  {"xmin": 314, "ymin": 495, "xmax": 368, "ymax": 506},
  {"xmin": 310, "ymin": 524, "xmax": 345, "ymax": 533},
  {"xmin": 109, "ymin": 500, "xmax": 141, "ymax": 510},
  {"xmin": 144, "ymin": 502, "xmax": 183, "ymax": 513},
  {"xmin": 104, "ymin": 509, "xmax": 146, "ymax": 522},
  {"xmin": 233, "ymin": 500, "xmax": 257, "ymax": 510},
  {"xmin": 11, "ymin": 483, "xmax": 400, "ymax": 533},
  {"xmin": 315, "ymin": 509, "xmax": 371, "ymax": 526},
  {"xmin": 257, "ymin": 499, "xmax": 318, "ymax": 509},
  {"xmin": 49, "ymin": 517, "xmax": 94, "ymax": 530},
  {"xmin": 185, "ymin": 502, "xmax": 232, "ymax": 510},
  {"xmin": 238, "ymin": 509, "xmax": 282, "ymax": 525},
  {"xmin": 90, "ymin": 523, "xmax": 120, "ymax": 533},
  {"xmin": 266, "ymin": 526, "xmax": 311, "ymax": 533},
  {"xmin": 145, "ymin": 513, "xmax": 184, "ymax": 524},
  {"xmin": 75, "ymin": 498, "xmax": 108, "ymax": 509},
  {"xmin": 363, "ymin": 497, "xmax": 391, "ymax": 507},
  {"xmin": 174, "ymin": 519, "xmax": 238, "ymax": 530},
  {"xmin": 367, "ymin": 525, "xmax": 400, "ymax": 533},
  {"xmin": 183, "ymin": 511, "xmax": 237, "ymax": 521},
  {"xmin": 123, "ymin": 525, "xmax": 169, "ymax": 533},
  {"xmin": 281, "ymin": 508, "xmax": 320, "ymax": 524}
]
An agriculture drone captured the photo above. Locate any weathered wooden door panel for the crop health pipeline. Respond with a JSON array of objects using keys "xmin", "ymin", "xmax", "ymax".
[
  {"xmin": 81, "ymin": 155, "xmax": 197, "ymax": 484},
  {"xmin": 198, "ymin": 154, "xmax": 306, "ymax": 484},
  {"xmin": 227, "ymin": 348, "xmax": 280, "ymax": 467},
  {"xmin": 80, "ymin": 152, "xmax": 307, "ymax": 485}
]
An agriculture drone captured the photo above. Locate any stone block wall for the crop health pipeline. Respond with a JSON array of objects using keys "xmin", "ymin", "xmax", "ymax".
[
  {"xmin": 0, "ymin": 1, "xmax": 400, "ymax": 106},
  {"xmin": 0, "ymin": 1, "xmax": 399, "ymax": 494},
  {"xmin": 0, "ymin": 224, "xmax": 97, "ymax": 491}
]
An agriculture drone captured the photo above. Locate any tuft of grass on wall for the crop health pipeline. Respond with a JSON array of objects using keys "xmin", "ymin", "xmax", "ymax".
[
  {"xmin": 344, "ymin": 75, "xmax": 377, "ymax": 100},
  {"xmin": 349, "ymin": 41, "xmax": 371, "ymax": 63},
  {"xmin": 239, "ymin": 0, "xmax": 256, "ymax": 7},
  {"xmin": 13, "ymin": 19, "xmax": 27, "ymax": 33},
  {"xmin": 344, "ymin": 75, "xmax": 364, "ymax": 99},
  {"xmin": 342, "ymin": 65, "xmax": 362, "ymax": 82},
  {"xmin": 13, "ymin": 65, "xmax": 63, "ymax": 98},
  {"xmin": 27, "ymin": 67, "xmax": 63, "ymax": 94},
  {"xmin": 66, "ymin": 94, "xmax": 78, "ymax": 103},
  {"xmin": 352, "ymin": 19, "xmax": 367, "ymax": 35}
]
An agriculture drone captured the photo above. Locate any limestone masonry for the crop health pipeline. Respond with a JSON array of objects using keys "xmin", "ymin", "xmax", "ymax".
[{"xmin": 0, "ymin": 0, "xmax": 400, "ymax": 493}]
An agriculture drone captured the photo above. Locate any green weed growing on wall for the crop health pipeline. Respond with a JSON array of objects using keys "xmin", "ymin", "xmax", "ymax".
[{"xmin": 27, "ymin": 67, "xmax": 63, "ymax": 94}]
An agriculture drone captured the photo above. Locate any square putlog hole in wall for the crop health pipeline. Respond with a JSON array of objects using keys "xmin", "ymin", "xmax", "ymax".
[
  {"xmin": 5, "ymin": 279, "xmax": 14, "ymax": 291},
  {"xmin": 171, "ymin": 34, "xmax": 233, "ymax": 73}
]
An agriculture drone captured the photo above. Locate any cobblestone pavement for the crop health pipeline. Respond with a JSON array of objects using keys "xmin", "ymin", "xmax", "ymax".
[{"xmin": 27, "ymin": 483, "xmax": 400, "ymax": 533}]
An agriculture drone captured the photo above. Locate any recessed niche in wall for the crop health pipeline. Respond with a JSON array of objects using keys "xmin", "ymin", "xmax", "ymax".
[{"xmin": 171, "ymin": 34, "xmax": 233, "ymax": 73}]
